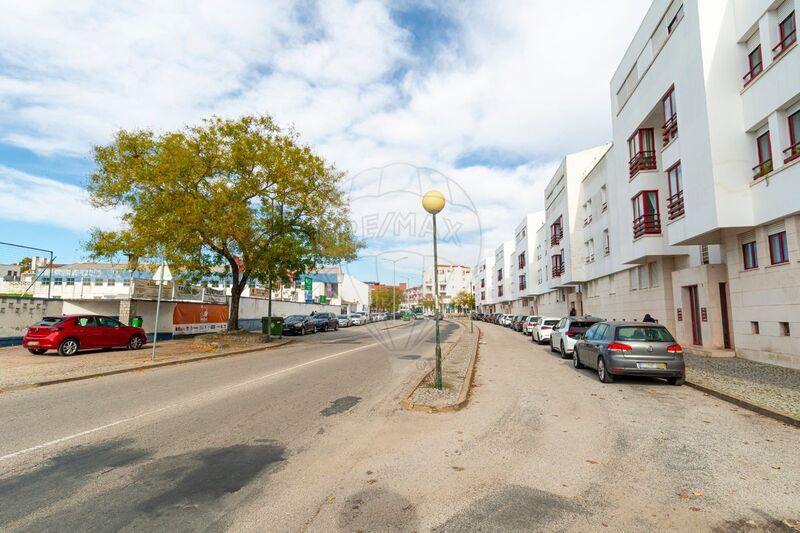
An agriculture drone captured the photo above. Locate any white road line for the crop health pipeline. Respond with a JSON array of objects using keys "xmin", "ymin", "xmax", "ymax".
[{"xmin": 0, "ymin": 340, "xmax": 382, "ymax": 462}]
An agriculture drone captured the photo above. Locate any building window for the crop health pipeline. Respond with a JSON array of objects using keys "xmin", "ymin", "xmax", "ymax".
[
  {"xmin": 751, "ymin": 321, "xmax": 760, "ymax": 334},
  {"xmin": 601, "ymin": 185, "xmax": 608, "ymax": 211},
  {"xmin": 54, "ymin": 277, "xmax": 62, "ymax": 285},
  {"xmin": 667, "ymin": 4, "xmax": 684, "ymax": 34},
  {"xmin": 603, "ymin": 229, "xmax": 610, "ymax": 255},
  {"xmin": 662, "ymin": 87, "xmax": 678, "ymax": 145},
  {"xmin": 780, "ymin": 322, "xmax": 791, "ymax": 336},
  {"xmin": 518, "ymin": 274, "xmax": 526, "ymax": 291},
  {"xmin": 550, "ymin": 217, "xmax": 563, "ymax": 245},
  {"xmin": 742, "ymin": 240, "xmax": 758, "ymax": 270},
  {"xmin": 498, "ymin": 285, "xmax": 504, "ymax": 297},
  {"xmin": 628, "ymin": 128, "xmax": 656, "ymax": 177},
  {"xmin": 518, "ymin": 252, "xmax": 526, "ymax": 269},
  {"xmin": 785, "ymin": 110, "xmax": 800, "ymax": 163},
  {"xmin": 700, "ymin": 245, "xmax": 710, "ymax": 265},
  {"xmin": 480, "ymin": 278, "xmax": 485, "ymax": 288},
  {"xmin": 551, "ymin": 255, "xmax": 563, "ymax": 277},
  {"xmin": 632, "ymin": 190, "xmax": 661, "ymax": 238},
  {"xmin": 123, "ymin": 279, "xmax": 131, "ymax": 287},
  {"xmin": 40, "ymin": 277, "xmax": 50, "ymax": 285},
  {"xmin": 768, "ymin": 230, "xmax": 789, "ymax": 265},
  {"xmin": 497, "ymin": 268, "xmax": 503, "ymax": 281},
  {"xmin": 774, "ymin": 11, "xmax": 796, "ymax": 58},
  {"xmin": 95, "ymin": 278, "xmax": 104, "ymax": 286},
  {"xmin": 537, "ymin": 269, "xmax": 542, "ymax": 284},
  {"xmin": 666, "ymin": 162, "xmax": 684, "ymax": 220},
  {"xmin": 754, "ymin": 131, "xmax": 773, "ymax": 179},
  {"xmin": 480, "ymin": 291, "xmax": 485, "ymax": 300},
  {"xmin": 744, "ymin": 45, "xmax": 763, "ymax": 87},
  {"xmin": 66, "ymin": 278, "xmax": 75, "ymax": 286}
]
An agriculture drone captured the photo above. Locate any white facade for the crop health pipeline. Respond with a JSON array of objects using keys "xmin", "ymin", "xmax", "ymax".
[
  {"xmin": 474, "ymin": 255, "xmax": 496, "ymax": 312},
  {"xmin": 422, "ymin": 264, "xmax": 471, "ymax": 308}
]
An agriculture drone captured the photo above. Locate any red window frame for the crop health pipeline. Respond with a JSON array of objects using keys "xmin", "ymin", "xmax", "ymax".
[
  {"xmin": 518, "ymin": 252, "xmax": 526, "ymax": 269},
  {"xmin": 480, "ymin": 278, "xmax": 485, "ymax": 288},
  {"xmin": 632, "ymin": 190, "xmax": 661, "ymax": 238},
  {"xmin": 754, "ymin": 131, "xmax": 773, "ymax": 179},
  {"xmin": 768, "ymin": 231, "xmax": 789, "ymax": 265},
  {"xmin": 498, "ymin": 285, "xmax": 504, "ymax": 297},
  {"xmin": 551, "ymin": 254, "xmax": 563, "ymax": 277},
  {"xmin": 666, "ymin": 162, "xmax": 684, "ymax": 220},
  {"xmin": 480, "ymin": 290, "xmax": 485, "ymax": 300},
  {"xmin": 550, "ymin": 217, "xmax": 563, "ymax": 245},
  {"xmin": 744, "ymin": 46, "xmax": 763, "ymax": 86},
  {"xmin": 497, "ymin": 268, "xmax": 503, "ymax": 281},
  {"xmin": 742, "ymin": 240, "xmax": 758, "ymax": 270},
  {"xmin": 662, "ymin": 87, "xmax": 678, "ymax": 145},
  {"xmin": 628, "ymin": 129, "xmax": 657, "ymax": 176},
  {"xmin": 518, "ymin": 274, "xmax": 526, "ymax": 291},
  {"xmin": 785, "ymin": 110, "xmax": 800, "ymax": 163},
  {"xmin": 774, "ymin": 12, "xmax": 796, "ymax": 57}
]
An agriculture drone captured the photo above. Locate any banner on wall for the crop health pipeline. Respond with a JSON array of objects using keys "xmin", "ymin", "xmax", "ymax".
[{"xmin": 173, "ymin": 303, "xmax": 228, "ymax": 336}]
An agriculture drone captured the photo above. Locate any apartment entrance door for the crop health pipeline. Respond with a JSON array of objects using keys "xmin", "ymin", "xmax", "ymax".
[
  {"xmin": 688, "ymin": 285, "xmax": 702, "ymax": 346},
  {"xmin": 719, "ymin": 282, "xmax": 732, "ymax": 349}
]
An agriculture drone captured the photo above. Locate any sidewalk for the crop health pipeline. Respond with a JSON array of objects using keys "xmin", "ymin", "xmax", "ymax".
[
  {"xmin": 0, "ymin": 333, "xmax": 290, "ymax": 391},
  {"xmin": 685, "ymin": 354, "xmax": 800, "ymax": 423}
]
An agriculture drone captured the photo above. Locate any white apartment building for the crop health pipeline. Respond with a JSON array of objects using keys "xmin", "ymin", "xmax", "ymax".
[
  {"xmin": 477, "ymin": 0, "xmax": 800, "ymax": 368},
  {"xmin": 422, "ymin": 264, "xmax": 471, "ymax": 309},
  {"xmin": 474, "ymin": 255, "xmax": 496, "ymax": 312}
]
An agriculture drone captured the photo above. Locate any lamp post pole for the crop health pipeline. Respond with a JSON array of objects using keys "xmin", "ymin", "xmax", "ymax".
[{"xmin": 422, "ymin": 190, "xmax": 446, "ymax": 390}]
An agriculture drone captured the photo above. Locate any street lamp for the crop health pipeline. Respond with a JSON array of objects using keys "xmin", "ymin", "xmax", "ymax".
[
  {"xmin": 381, "ymin": 256, "xmax": 407, "ymax": 319},
  {"xmin": 422, "ymin": 189, "xmax": 446, "ymax": 390}
]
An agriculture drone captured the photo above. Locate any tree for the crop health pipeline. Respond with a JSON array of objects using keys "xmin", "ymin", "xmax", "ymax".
[
  {"xmin": 418, "ymin": 295, "xmax": 435, "ymax": 311},
  {"xmin": 371, "ymin": 286, "xmax": 405, "ymax": 312},
  {"xmin": 452, "ymin": 291, "xmax": 475, "ymax": 312},
  {"xmin": 87, "ymin": 115, "xmax": 361, "ymax": 330},
  {"xmin": 18, "ymin": 257, "xmax": 32, "ymax": 273}
]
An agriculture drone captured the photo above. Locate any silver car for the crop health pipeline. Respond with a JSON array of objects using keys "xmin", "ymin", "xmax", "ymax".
[{"xmin": 573, "ymin": 322, "xmax": 686, "ymax": 385}]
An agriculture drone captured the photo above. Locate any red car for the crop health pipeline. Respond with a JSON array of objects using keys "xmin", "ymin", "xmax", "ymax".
[{"xmin": 23, "ymin": 315, "xmax": 147, "ymax": 356}]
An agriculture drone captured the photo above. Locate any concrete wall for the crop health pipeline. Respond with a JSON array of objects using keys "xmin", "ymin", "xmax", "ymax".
[
  {"xmin": 236, "ymin": 297, "xmax": 344, "ymax": 330},
  {"xmin": 0, "ymin": 297, "xmax": 64, "ymax": 346}
]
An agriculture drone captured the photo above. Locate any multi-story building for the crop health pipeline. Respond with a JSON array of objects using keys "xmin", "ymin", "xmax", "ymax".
[
  {"xmin": 491, "ymin": 242, "xmax": 514, "ymax": 313},
  {"xmin": 422, "ymin": 264, "xmax": 471, "ymax": 309},
  {"xmin": 476, "ymin": 0, "xmax": 800, "ymax": 368},
  {"xmin": 473, "ymin": 255, "xmax": 496, "ymax": 313}
]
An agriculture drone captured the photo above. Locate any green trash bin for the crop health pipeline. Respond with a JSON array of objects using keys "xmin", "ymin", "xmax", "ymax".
[
  {"xmin": 130, "ymin": 316, "xmax": 143, "ymax": 328},
  {"xmin": 261, "ymin": 316, "xmax": 284, "ymax": 337}
]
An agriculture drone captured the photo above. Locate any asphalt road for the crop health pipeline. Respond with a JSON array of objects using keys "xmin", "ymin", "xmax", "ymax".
[{"xmin": 1, "ymin": 320, "xmax": 798, "ymax": 532}]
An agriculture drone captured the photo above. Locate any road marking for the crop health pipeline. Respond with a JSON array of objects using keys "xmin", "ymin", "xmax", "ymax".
[{"xmin": 0, "ymin": 340, "xmax": 384, "ymax": 462}]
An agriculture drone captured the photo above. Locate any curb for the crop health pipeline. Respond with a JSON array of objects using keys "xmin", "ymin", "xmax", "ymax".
[
  {"xmin": 685, "ymin": 380, "xmax": 800, "ymax": 428},
  {"xmin": 0, "ymin": 339, "xmax": 294, "ymax": 394},
  {"xmin": 400, "ymin": 321, "xmax": 481, "ymax": 413}
]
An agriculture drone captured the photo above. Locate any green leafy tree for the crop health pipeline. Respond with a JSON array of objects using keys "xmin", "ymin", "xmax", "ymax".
[
  {"xmin": 18, "ymin": 257, "xmax": 32, "ymax": 273},
  {"xmin": 418, "ymin": 295, "xmax": 435, "ymax": 311},
  {"xmin": 452, "ymin": 291, "xmax": 475, "ymax": 312},
  {"xmin": 371, "ymin": 286, "xmax": 405, "ymax": 312},
  {"xmin": 87, "ymin": 115, "xmax": 361, "ymax": 330}
]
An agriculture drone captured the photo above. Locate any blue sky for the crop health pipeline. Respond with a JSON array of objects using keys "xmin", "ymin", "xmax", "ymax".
[{"xmin": 0, "ymin": 0, "xmax": 651, "ymax": 283}]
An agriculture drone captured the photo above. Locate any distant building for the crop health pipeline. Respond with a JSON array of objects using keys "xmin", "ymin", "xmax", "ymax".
[{"xmin": 422, "ymin": 264, "xmax": 471, "ymax": 309}]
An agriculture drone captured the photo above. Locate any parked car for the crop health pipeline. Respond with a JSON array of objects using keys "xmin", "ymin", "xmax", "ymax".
[
  {"xmin": 573, "ymin": 322, "xmax": 686, "ymax": 385},
  {"xmin": 522, "ymin": 316, "xmax": 540, "ymax": 335},
  {"xmin": 531, "ymin": 317, "xmax": 560, "ymax": 344},
  {"xmin": 350, "ymin": 313, "xmax": 367, "ymax": 326},
  {"xmin": 337, "ymin": 314, "xmax": 352, "ymax": 327},
  {"xmin": 23, "ymin": 314, "xmax": 147, "ymax": 356},
  {"xmin": 550, "ymin": 316, "xmax": 604, "ymax": 358},
  {"xmin": 500, "ymin": 314, "xmax": 513, "ymax": 327},
  {"xmin": 513, "ymin": 315, "xmax": 528, "ymax": 332},
  {"xmin": 312, "ymin": 312, "xmax": 339, "ymax": 332},
  {"xmin": 282, "ymin": 315, "xmax": 316, "ymax": 335}
]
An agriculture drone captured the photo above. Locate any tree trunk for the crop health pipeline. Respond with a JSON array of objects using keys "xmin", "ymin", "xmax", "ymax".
[
  {"xmin": 228, "ymin": 284, "xmax": 241, "ymax": 331},
  {"xmin": 266, "ymin": 277, "xmax": 273, "ymax": 342}
]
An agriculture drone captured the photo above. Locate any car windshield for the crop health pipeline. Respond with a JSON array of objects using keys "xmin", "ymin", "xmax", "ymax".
[
  {"xmin": 338, "ymin": 315, "xmax": 348, "ymax": 319},
  {"xmin": 569, "ymin": 321, "xmax": 598, "ymax": 329},
  {"xmin": 34, "ymin": 317, "xmax": 64, "ymax": 326},
  {"xmin": 615, "ymin": 326, "xmax": 676, "ymax": 342},
  {"xmin": 285, "ymin": 315, "xmax": 306, "ymax": 322},
  {"xmin": 543, "ymin": 320, "xmax": 559, "ymax": 326}
]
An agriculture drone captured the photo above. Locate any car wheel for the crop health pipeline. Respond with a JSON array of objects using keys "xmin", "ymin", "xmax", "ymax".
[
  {"xmin": 58, "ymin": 338, "xmax": 79, "ymax": 357},
  {"xmin": 549, "ymin": 338, "xmax": 556, "ymax": 352},
  {"xmin": 597, "ymin": 357, "xmax": 615, "ymax": 383},
  {"xmin": 667, "ymin": 377, "xmax": 685, "ymax": 386},
  {"xmin": 334, "ymin": 324, "xmax": 339, "ymax": 331},
  {"xmin": 28, "ymin": 348, "xmax": 46, "ymax": 355},
  {"xmin": 301, "ymin": 327, "xmax": 306, "ymax": 336},
  {"xmin": 127, "ymin": 335, "xmax": 144, "ymax": 350},
  {"xmin": 573, "ymin": 348, "xmax": 584, "ymax": 369}
]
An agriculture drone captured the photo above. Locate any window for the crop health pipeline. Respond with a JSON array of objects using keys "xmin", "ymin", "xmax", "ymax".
[
  {"xmin": 480, "ymin": 278, "xmax": 485, "ymax": 288},
  {"xmin": 601, "ymin": 185, "xmax": 608, "ymax": 211},
  {"xmin": 662, "ymin": 87, "xmax": 678, "ymax": 145},
  {"xmin": 82, "ymin": 278, "xmax": 91, "ymax": 286},
  {"xmin": 774, "ymin": 11, "xmax": 796, "ymax": 58},
  {"xmin": 480, "ymin": 291, "xmax": 485, "ymax": 300},
  {"xmin": 40, "ymin": 277, "xmax": 50, "ymax": 285},
  {"xmin": 95, "ymin": 278, "xmax": 104, "ymax": 286},
  {"xmin": 498, "ymin": 285, "xmax": 504, "ymax": 297},
  {"xmin": 780, "ymin": 322, "xmax": 791, "ymax": 336},
  {"xmin": 628, "ymin": 129, "xmax": 656, "ymax": 176},
  {"xmin": 742, "ymin": 240, "xmax": 758, "ymax": 270},
  {"xmin": 108, "ymin": 279, "xmax": 116, "ymax": 286},
  {"xmin": 768, "ymin": 230, "xmax": 789, "ymax": 264},
  {"xmin": 497, "ymin": 268, "xmax": 503, "ymax": 281},
  {"xmin": 518, "ymin": 274, "xmax": 526, "ymax": 291},
  {"xmin": 751, "ymin": 321, "xmax": 760, "ymax": 334},
  {"xmin": 54, "ymin": 277, "xmax": 62, "ymax": 285},
  {"xmin": 666, "ymin": 162, "xmax": 684, "ymax": 220},
  {"xmin": 667, "ymin": 4, "xmax": 684, "ymax": 34},
  {"xmin": 744, "ymin": 46, "xmax": 763, "ymax": 86},
  {"xmin": 603, "ymin": 229, "xmax": 610, "ymax": 255},
  {"xmin": 537, "ymin": 268, "xmax": 542, "ymax": 284},
  {"xmin": 550, "ymin": 217, "xmax": 563, "ymax": 245},
  {"xmin": 518, "ymin": 252, "xmax": 526, "ymax": 269},
  {"xmin": 700, "ymin": 245, "xmax": 710, "ymax": 265},
  {"xmin": 785, "ymin": 110, "xmax": 800, "ymax": 163},
  {"xmin": 629, "ymin": 268, "xmax": 639, "ymax": 291},
  {"xmin": 632, "ymin": 191, "xmax": 661, "ymax": 238},
  {"xmin": 754, "ymin": 131, "xmax": 773, "ymax": 179},
  {"xmin": 551, "ymin": 255, "xmax": 563, "ymax": 277},
  {"xmin": 583, "ymin": 200, "xmax": 592, "ymax": 226},
  {"xmin": 66, "ymin": 278, "xmax": 75, "ymax": 286},
  {"xmin": 75, "ymin": 317, "xmax": 97, "ymax": 327}
]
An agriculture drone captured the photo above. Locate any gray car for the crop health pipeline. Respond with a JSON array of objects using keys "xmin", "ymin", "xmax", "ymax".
[{"xmin": 573, "ymin": 322, "xmax": 685, "ymax": 385}]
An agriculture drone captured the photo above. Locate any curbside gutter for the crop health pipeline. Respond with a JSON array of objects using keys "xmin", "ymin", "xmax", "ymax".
[
  {"xmin": 685, "ymin": 380, "xmax": 799, "ymax": 428},
  {"xmin": 0, "ymin": 339, "xmax": 293, "ymax": 394}
]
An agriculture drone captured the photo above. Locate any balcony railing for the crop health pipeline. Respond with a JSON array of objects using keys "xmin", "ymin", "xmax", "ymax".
[
  {"xmin": 743, "ymin": 62, "xmax": 763, "ymax": 87},
  {"xmin": 784, "ymin": 142, "xmax": 800, "ymax": 164},
  {"xmin": 667, "ymin": 190, "xmax": 685, "ymax": 220},
  {"xmin": 584, "ymin": 254, "xmax": 594, "ymax": 264},
  {"xmin": 550, "ymin": 229, "xmax": 562, "ymax": 246},
  {"xmin": 629, "ymin": 150, "xmax": 657, "ymax": 177},
  {"xmin": 583, "ymin": 214, "xmax": 592, "ymax": 226},
  {"xmin": 773, "ymin": 30, "xmax": 796, "ymax": 58},
  {"xmin": 603, "ymin": 245, "xmax": 610, "ymax": 256},
  {"xmin": 662, "ymin": 115, "xmax": 678, "ymax": 146},
  {"xmin": 601, "ymin": 201, "xmax": 608, "ymax": 212},
  {"xmin": 551, "ymin": 262, "xmax": 564, "ymax": 278},
  {"xmin": 753, "ymin": 159, "xmax": 773, "ymax": 180},
  {"xmin": 633, "ymin": 213, "xmax": 661, "ymax": 239}
]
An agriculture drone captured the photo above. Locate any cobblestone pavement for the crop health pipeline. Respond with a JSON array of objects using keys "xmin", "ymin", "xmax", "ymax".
[{"xmin": 685, "ymin": 355, "xmax": 800, "ymax": 420}]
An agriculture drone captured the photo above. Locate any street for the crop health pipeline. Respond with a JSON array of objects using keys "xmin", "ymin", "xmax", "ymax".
[{"xmin": 1, "ymin": 321, "xmax": 797, "ymax": 532}]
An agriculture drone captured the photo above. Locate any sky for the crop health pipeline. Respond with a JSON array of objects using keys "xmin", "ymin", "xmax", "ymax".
[{"xmin": 0, "ymin": 0, "xmax": 652, "ymax": 285}]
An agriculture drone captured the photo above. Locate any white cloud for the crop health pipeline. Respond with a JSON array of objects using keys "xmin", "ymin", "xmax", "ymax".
[{"xmin": 0, "ymin": 0, "xmax": 651, "ymax": 266}]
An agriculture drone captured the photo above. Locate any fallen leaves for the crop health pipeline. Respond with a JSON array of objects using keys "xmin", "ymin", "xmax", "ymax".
[
  {"xmin": 585, "ymin": 459, "xmax": 598, "ymax": 465},
  {"xmin": 676, "ymin": 492, "xmax": 689, "ymax": 499},
  {"xmin": 771, "ymin": 464, "xmax": 782, "ymax": 470},
  {"xmin": 366, "ymin": 479, "xmax": 378, "ymax": 484},
  {"xmin": 689, "ymin": 507, "xmax": 701, "ymax": 512}
]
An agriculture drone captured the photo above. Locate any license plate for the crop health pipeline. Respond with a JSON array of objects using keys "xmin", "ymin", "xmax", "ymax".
[
  {"xmin": 637, "ymin": 362, "xmax": 666, "ymax": 369},
  {"xmin": 27, "ymin": 341, "xmax": 39, "ymax": 346}
]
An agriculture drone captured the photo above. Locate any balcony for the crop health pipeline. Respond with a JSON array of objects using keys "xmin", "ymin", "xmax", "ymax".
[
  {"xmin": 633, "ymin": 213, "xmax": 661, "ymax": 239},
  {"xmin": 628, "ymin": 151, "xmax": 657, "ymax": 177},
  {"xmin": 743, "ymin": 62, "xmax": 763, "ymax": 87},
  {"xmin": 753, "ymin": 159, "xmax": 773, "ymax": 180},
  {"xmin": 584, "ymin": 254, "xmax": 594, "ymax": 264},
  {"xmin": 583, "ymin": 214, "xmax": 592, "ymax": 226},
  {"xmin": 667, "ymin": 190, "xmax": 685, "ymax": 220},
  {"xmin": 601, "ymin": 201, "xmax": 608, "ymax": 212},
  {"xmin": 551, "ymin": 260, "xmax": 564, "ymax": 278},
  {"xmin": 784, "ymin": 142, "xmax": 800, "ymax": 164},
  {"xmin": 603, "ymin": 245, "xmax": 610, "ymax": 256},
  {"xmin": 550, "ymin": 230, "xmax": 562, "ymax": 246},
  {"xmin": 662, "ymin": 115, "xmax": 678, "ymax": 146},
  {"xmin": 773, "ymin": 30, "xmax": 796, "ymax": 59}
]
